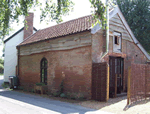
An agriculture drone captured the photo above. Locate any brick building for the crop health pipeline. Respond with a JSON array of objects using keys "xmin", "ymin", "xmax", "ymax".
[{"xmin": 17, "ymin": 6, "xmax": 150, "ymax": 101}]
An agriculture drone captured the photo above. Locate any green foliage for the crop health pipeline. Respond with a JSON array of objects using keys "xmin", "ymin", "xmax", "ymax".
[
  {"xmin": 18, "ymin": 86, "xmax": 24, "ymax": 90},
  {"xmin": 117, "ymin": 0, "xmax": 150, "ymax": 53},
  {"xmin": 0, "ymin": 58, "xmax": 4, "ymax": 65},
  {"xmin": 52, "ymin": 91, "xmax": 61, "ymax": 97},
  {"xmin": 89, "ymin": 0, "xmax": 117, "ymax": 29},
  {"xmin": 51, "ymin": 79, "xmax": 64, "ymax": 97},
  {"xmin": 31, "ymin": 89, "xmax": 35, "ymax": 93},
  {"xmin": 60, "ymin": 93, "xmax": 66, "ymax": 98},
  {"xmin": 28, "ymin": 89, "xmax": 35, "ymax": 93},
  {"xmin": 0, "ymin": 0, "xmax": 74, "ymax": 39},
  {"xmin": 0, "ymin": 64, "xmax": 3, "ymax": 69},
  {"xmin": 89, "ymin": 0, "xmax": 107, "ymax": 28},
  {"xmin": 65, "ymin": 92, "xmax": 86, "ymax": 100},
  {"xmin": 1, "ymin": 82, "xmax": 9, "ymax": 88},
  {"xmin": 59, "ymin": 80, "xmax": 64, "ymax": 94},
  {"xmin": 36, "ymin": 82, "xmax": 45, "ymax": 86},
  {"xmin": 0, "ymin": 58, "xmax": 4, "ymax": 74}
]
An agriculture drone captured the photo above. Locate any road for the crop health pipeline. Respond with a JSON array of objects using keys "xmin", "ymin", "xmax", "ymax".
[{"xmin": 0, "ymin": 76, "xmax": 112, "ymax": 114}]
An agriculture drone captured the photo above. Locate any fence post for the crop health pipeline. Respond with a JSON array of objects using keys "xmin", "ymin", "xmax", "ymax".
[
  {"xmin": 106, "ymin": 63, "xmax": 109, "ymax": 101},
  {"xmin": 127, "ymin": 66, "xmax": 131, "ymax": 105}
]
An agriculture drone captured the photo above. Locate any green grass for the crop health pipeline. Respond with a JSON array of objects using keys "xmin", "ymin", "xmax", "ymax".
[{"xmin": 0, "ymin": 73, "xmax": 3, "ymax": 76}]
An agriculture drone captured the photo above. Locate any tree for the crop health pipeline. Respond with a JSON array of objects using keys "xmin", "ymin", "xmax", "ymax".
[
  {"xmin": 117, "ymin": 0, "xmax": 150, "ymax": 54},
  {"xmin": 0, "ymin": 58, "xmax": 4, "ymax": 74},
  {"xmin": 89, "ymin": 0, "xmax": 117, "ymax": 29},
  {"xmin": 0, "ymin": 0, "xmax": 74, "ymax": 40}
]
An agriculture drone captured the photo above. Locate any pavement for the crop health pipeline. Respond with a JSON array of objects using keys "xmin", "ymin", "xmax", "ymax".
[
  {"xmin": 0, "ymin": 76, "xmax": 113, "ymax": 114},
  {"xmin": 0, "ymin": 76, "xmax": 4, "ymax": 89}
]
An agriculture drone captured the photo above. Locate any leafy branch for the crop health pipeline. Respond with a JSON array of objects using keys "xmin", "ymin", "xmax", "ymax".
[{"xmin": 0, "ymin": 0, "xmax": 74, "ymax": 39}]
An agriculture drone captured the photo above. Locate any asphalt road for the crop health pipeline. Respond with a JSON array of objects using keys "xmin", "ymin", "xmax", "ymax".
[{"xmin": 0, "ymin": 76, "xmax": 112, "ymax": 114}]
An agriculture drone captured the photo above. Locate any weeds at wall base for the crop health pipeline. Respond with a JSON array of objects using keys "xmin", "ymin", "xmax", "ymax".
[{"xmin": 1, "ymin": 82, "xmax": 9, "ymax": 88}]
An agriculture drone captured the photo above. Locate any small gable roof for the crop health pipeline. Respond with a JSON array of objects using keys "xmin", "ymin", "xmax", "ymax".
[
  {"xmin": 18, "ymin": 15, "xmax": 96, "ymax": 46},
  {"xmin": 4, "ymin": 27, "xmax": 37, "ymax": 43}
]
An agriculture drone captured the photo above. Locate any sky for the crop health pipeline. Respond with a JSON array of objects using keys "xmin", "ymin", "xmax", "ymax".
[{"xmin": 0, "ymin": 0, "xmax": 94, "ymax": 57}]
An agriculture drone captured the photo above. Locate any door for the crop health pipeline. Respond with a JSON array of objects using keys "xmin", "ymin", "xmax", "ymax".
[{"xmin": 109, "ymin": 57, "xmax": 124, "ymax": 97}]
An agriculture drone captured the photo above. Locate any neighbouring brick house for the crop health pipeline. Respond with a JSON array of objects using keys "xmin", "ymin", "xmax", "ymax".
[{"xmin": 17, "ymin": 6, "xmax": 150, "ymax": 101}]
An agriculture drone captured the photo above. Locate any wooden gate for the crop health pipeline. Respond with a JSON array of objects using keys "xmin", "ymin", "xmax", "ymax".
[
  {"xmin": 92, "ymin": 62, "xmax": 109, "ymax": 101},
  {"xmin": 109, "ymin": 57, "xmax": 124, "ymax": 98}
]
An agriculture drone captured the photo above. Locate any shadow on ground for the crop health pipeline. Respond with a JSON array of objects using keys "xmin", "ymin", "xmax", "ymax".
[
  {"xmin": 0, "ymin": 77, "xmax": 96, "ymax": 114},
  {"xmin": 0, "ymin": 76, "xmax": 127, "ymax": 114},
  {"xmin": 0, "ymin": 90, "xmax": 96, "ymax": 114},
  {"xmin": 124, "ymin": 98, "xmax": 150, "ymax": 111}
]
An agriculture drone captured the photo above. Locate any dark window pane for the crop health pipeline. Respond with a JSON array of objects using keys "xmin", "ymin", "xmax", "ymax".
[
  {"xmin": 41, "ymin": 58, "xmax": 48, "ymax": 85},
  {"xmin": 115, "ymin": 36, "xmax": 119, "ymax": 45}
]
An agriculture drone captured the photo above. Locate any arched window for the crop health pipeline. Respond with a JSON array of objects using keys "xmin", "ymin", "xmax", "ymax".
[{"xmin": 41, "ymin": 58, "xmax": 48, "ymax": 85}]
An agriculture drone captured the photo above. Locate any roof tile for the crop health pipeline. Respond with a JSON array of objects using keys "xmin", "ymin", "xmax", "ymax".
[{"xmin": 19, "ymin": 15, "xmax": 96, "ymax": 46}]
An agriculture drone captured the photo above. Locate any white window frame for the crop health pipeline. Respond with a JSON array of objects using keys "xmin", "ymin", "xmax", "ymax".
[{"xmin": 113, "ymin": 32, "xmax": 122, "ymax": 53}]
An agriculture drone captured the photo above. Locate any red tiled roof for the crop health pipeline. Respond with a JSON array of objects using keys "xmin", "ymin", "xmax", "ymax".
[{"xmin": 18, "ymin": 15, "xmax": 96, "ymax": 46}]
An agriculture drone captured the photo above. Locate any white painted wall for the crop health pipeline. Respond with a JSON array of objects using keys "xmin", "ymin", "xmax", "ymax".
[{"xmin": 4, "ymin": 29, "xmax": 36, "ymax": 82}]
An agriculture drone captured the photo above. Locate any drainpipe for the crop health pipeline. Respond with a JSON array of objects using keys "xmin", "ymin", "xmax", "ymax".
[
  {"xmin": 16, "ymin": 46, "xmax": 20, "ymax": 86},
  {"xmin": 101, "ymin": 0, "xmax": 109, "ymax": 60}
]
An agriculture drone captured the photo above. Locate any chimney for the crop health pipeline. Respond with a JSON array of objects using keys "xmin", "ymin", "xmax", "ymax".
[{"xmin": 23, "ymin": 13, "xmax": 34, "ymax": 40}]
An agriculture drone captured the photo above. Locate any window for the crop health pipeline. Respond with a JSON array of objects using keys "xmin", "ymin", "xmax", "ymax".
[
  {"xmin": 114, "ymin": 36, "xmax": 119, "ymax": 45},
  {"xmin": 40, "ymin": 58, "xmax": 48, "ymax": 85},
  {"xmin": 113, "ymin": 32, "xmax": 122, "ymax": 53}
]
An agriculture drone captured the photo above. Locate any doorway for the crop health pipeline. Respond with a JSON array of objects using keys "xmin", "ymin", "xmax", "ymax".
[{"xmin": 109, "ymin": 56, "xmax": 124, "ymax": 98}]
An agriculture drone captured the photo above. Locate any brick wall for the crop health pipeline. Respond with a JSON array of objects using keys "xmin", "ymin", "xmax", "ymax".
[
  {"xmin": 91, "ymin": 27, "xmax": 147, "ymax": 93},
  {"xmin": 129, "ymin": 63, "xmax": 150, "ymax": 104},
  {"xmin": 18, "ymin": 46, "xmax": 92, "ymax": 99},
  {"xmin": 24, "ymin": 13, "xmax": 34, "ymax": 40},
  {"xmin": 104, "ymin": 36, "xmax": 147, "ymax": 92},
  {"xmin": 91, "ymin": 30, "xmax": 106, "ymax": 63}
]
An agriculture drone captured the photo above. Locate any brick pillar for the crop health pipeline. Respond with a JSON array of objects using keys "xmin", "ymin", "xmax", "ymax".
[
  {"xmin": 24, "ymin": 13, "xmax": 34, "ymax": 40},
  {"xmin": 91, "ymin": 29, "xmax": 106, "ymax": 63}
]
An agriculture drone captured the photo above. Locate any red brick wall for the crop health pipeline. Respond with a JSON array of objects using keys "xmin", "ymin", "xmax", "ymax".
[
  {"xmin": 122, "ymin": 40, "xmax": 147, "ymax": 91},
  {"xmin": 95, "ymin": 34, "xmax": 147, "ymax": 92},
  {"xmin": 129, "ymin": 63, "xmax": 150, "ymax": 103},
  {"xmin": 18, "ymin": 46, "xmax": 92, "ymax": 99},
  {"xmin": 24, "ymin": 13, "xmax": 34, "ymax": 40}
]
